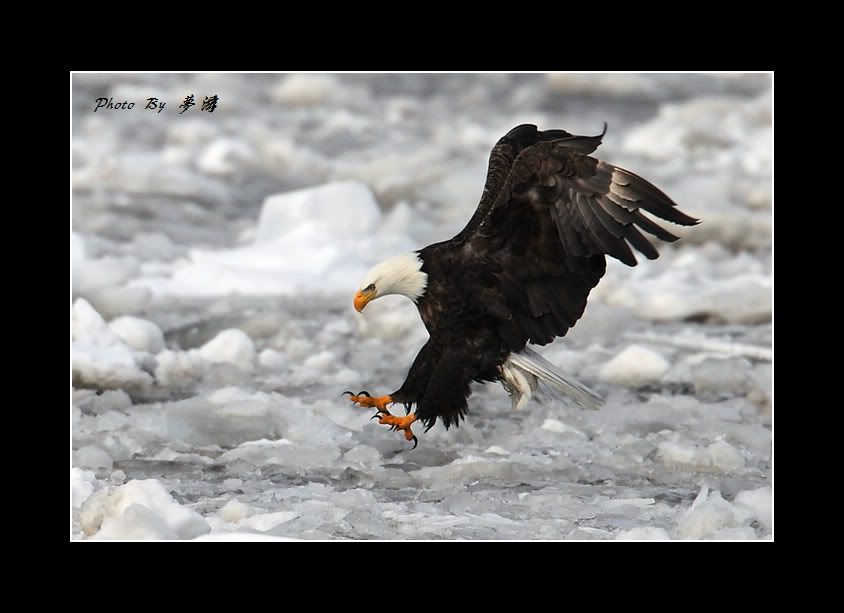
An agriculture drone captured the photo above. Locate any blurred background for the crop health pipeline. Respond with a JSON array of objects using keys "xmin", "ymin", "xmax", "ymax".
[{"xmin": 72, "ymin": 73, "xmax": 772, "ymax": 540}]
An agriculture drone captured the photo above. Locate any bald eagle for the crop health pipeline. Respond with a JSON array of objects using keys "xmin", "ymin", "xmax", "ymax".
[{"xmin": 345, "ymin": 124, "xmax": 698, "ymax": 448}]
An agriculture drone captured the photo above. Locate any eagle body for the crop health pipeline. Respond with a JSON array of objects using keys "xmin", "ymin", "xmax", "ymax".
[{"xmin": 351, "ymin": 124, "xmax": 698, "ymax": 444}]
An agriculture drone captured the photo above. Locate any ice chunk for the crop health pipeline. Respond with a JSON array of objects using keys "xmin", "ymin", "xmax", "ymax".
[
  {"xmin": 624, "ymin": 331, "xmax": 772, "ymax": 362},
  {"xmin": 86, "ymin": 286, "xmax": 153, "ymax": 320},
  {"xmin": 198, "ymin": 329, "xmax": 256, "ymax": 370},
  {"xmin": 255, "ymin": 182, "xmax": 379, "ymax": 243},
  {"xmin": 131, "ymin": 182, "xmax": 416, "ymax": 297},
  {"xmin": 73, "ymin": 298, "xmax": 124, "ymax": 346},
  {"xmin": 219, "ymin": 499, "xmax": 251, "ymax": 524},
  {"xmin": 674, "ymin": 487, "xmax": 751, "ymax": 539},
  {"xmin": 154, "ymin": 349, "xmax": 208, "ymax": 387},
  {"xmin": 219, "ymin": 439, "xmax": 341, "ymax": 471},
  {"xmin": 600, "ymin": 257, "xmax": 772, "ymax": 325},
  {"xmin": 75, "ymin": 389, "xmax": 132, "ymax": 415},
  {"xmin": 599, "ymin": 345, "xmax": 669, "ymax": 387},
  {"xmin": 734, "ymin": 486, "xmax": 772, "ymax": 531},
  {"xmin": 343, "ymin": 444, "xmax": 383, "ymax": 467},
  {"xmin": 705, "ymin": 440, "xmax": 746, "ymax": 472},
  {"xmin": 303, "ymin": 350, "xmax": 335, "ymax": 372},
  {"xmin": 73, "ymin": 445, "xmax": 113, "ymax": 471},
  {"xmin": 81, "ymin": 479, "xmax": 210, "ymax": 540},
  {"xmin": 193, "ymin": 532, "xmax": 300, "ymax": 541},
  {"xmin": 711, "ymin": 527, "xmax": 758, "ymax": 539},
  {"xmin": 94, "ymin": 504, "xmax": 177, "ymax": 540},
  {"xmin": 165, "ymin": 390, "xmax": 283, "ymax": 447},
  {"xmin": 258, "ymin": 348, "xmax": 287, "ymax": 370},
  {"xmin": 546, "ymin": 73, "xmax": 657, "ymax": 97},
  {"xmin": 271, "ymin": 74, "xmax": 342, "ymax": 106},
  {"xmin": 238, "ymin": 511, "xmax": 299, "ymax": 532},
  {"xmin": 616, "ymin": 527, "xmax": 671, "ymax": 540},
  {"xmin": 541, "ymin": 419, "xmax": 587, "ymax": 437},
  {"xmin": 72, "ymin": 299, "xmax": 153, "ymax": 388},
  {"xmin": 73, "ymin": 342, "xmax": 153, "ymax": 389},
  {"xmin": 692, "ymin": 357, "xmax": 752, "ymax": 396},
  {"xmin": 73, "ymin": 150, "xmax": 230, "ymax": 206},
  {"xmin": 72, "ymin": 467, "xmax": 97, "ymax": 509},
  {"xmin": 658, "ymin": 434, "xmax": 745, "ymax": 472},
  {"xmin": 197, "ymin": 139, "xmax": 257, "ymax": 175},
  {"xmin": 484, "ymin": 446, "xmax": 510, "ymax": 456},
  {"xmin": 73, "ymin": 256, "xmax": 140, "ymax": 296},
  {"xmin": 623, "ymin": 90, "xmax": 771, "ymax": 175},
  {"xmin": 109, "ymin": 316, "xmax": 166, "ymax": 353}
]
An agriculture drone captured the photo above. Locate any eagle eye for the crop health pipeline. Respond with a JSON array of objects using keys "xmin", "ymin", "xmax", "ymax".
[{"xmin": 365, "ymin": 284, "xmax": 376, "ymax": 292}]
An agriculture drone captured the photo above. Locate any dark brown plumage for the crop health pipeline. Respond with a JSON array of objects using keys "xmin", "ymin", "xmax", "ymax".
[{"xmin": 361, "ymin": 124, "xmax": 699, "ymax": 438}]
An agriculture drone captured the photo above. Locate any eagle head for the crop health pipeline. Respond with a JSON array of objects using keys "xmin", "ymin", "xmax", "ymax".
[{"xmin": 354, "ymin": 252, "xmax": 427, "ymax": 312}]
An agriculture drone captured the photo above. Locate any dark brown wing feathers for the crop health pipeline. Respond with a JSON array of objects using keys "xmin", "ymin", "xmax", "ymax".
[{"xmin": 448, "ymin": 123, "xmax": 698, "ymax": 348}]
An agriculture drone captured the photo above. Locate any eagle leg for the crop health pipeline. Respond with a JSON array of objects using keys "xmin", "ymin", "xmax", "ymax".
[
  {"xmin": 371, "ymin": 409, "xmax": 418, "ymax": 450},
  {"xmin": 343, "ymin": 391, "xmax": 393, "ymax": 411}
]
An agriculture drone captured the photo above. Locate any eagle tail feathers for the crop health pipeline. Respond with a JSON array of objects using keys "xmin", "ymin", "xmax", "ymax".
[{"xmin": 506, "ymin": 347, "xmax": 604, "ymax": 411}]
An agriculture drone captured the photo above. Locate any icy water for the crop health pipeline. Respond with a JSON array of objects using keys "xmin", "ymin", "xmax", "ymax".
[{"xmin": 72, "ymin": 73, "xmax": 772, "ymax": 540}]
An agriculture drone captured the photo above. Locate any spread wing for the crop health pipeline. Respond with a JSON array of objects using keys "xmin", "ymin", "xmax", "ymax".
[{"xmin": 450, "ymin": 123, "xmax": 699, "ymax": 348}]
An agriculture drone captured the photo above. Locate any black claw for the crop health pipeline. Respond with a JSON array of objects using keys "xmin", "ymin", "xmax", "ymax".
[
  {"xmin": 376, "ymin": 408, "xmax": 390, "ymax": 416},
  {"xmin": 410, "ymin": 436, "xmax": 418, "ymax": 450},
  {"xmin": 358, "ymin": 390, "xmax": 370, "ymax": 397},
  {"xmin": 370, "ymin": 414, "xmax": 380, "ymax": 421},
  {"xmin": 342, "ymin": 391, "xmax": 353, "ymax": 397}
]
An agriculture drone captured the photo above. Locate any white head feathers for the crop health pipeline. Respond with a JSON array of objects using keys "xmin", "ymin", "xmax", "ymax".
[{"xmin": 358, "ymin": 252, "xmax": 428, "ymax": 304}]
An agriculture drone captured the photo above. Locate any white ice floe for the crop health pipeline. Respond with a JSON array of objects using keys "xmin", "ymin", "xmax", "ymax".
[
  {"xmin": 540, "ymin": 419, "xmax": 588, "ymax": 437},
  {"xmin": 624, "ymin": 331, "xmax": 771, "ymax": 362},
  {"xmin": 237, "ymin": 511, "xmax": 300, "ymax": 532},
  {"xmin": 198, "ymin": 328, "xmax": 256, "ymax": 370},
  {"xmin": 165, "ymin": 388, "xmax": 285, "ymax": 447},
  {"xmin": 81, "ymin": 479, "xmax": 210, "ymax": 540},
  {"xmin": 599, "ymin": 345, "xmax": 670, "ymax": 387},
  {"xmin": 72, "ymin": 299, "xmax": 153, "ymax": 389},
  {"xmin": 72, "ymin": 468, "xmax": 97, "ymax": 509},
  {"xmin": 546, "ymin": 73, "xmax": 769, "ymax": 101},
  {"xmin": 657, "ymin": 434, "xmax": 746, "ymax": 472},
  {"xmin": 271, "ymin": 74, "xmax": 343, "ymax": 106},
  {"xmin": 154, "ymin": 349, "xmax": 208, "ymax": 387},
  {"xmin": 218, "ymin": 499, "xmax": 251, "ymax": 524},
  {"xmin": 73, "ymin": 445, "xmax": 114, "ymax": 472},
  {"xmin": 258, "ymin": 348, "xmax": 287, "ymax": 370},
  {"xmin": 73, "ymin": 254, "xmax": 141, "ymax": 297},
  {"xmin": 673, "ymin": 487, "xmax": 755, "ymax": 540},
  {"xmin": 734, "ymin": 486, "xmax": 772, "ymax": 532},
  {"xmin": 343, "ymin": 444, "xmax": 383, "ymax": 467},
  {"xmin": 73, "ymin": 150, "xmax": 230, "ymax": 206},
  {"xmin": 623, "ymin": 90, "xmax": 771, "ymax": 177},
  {"xmin": 132, "ymin": 182, "xmax": 416, "ymax": 297},
  {"xmin": 616, "ymin": 527, "xmax": 671, "ymax": 540},
  {"xmin": 219, "ymin": 438, "xmax": 341, "ymax": 471},
  {"xmin": 691, "ymin": 357, "xmax": 753, "ymax": 396},
  {"xmin": 109, "ymin": 316, "xmax": 166, "ymax": 354},
  {"xmin": 192, "ymin": 532, "xmax": 300, "ymax": 541},
  {"xmin": 596, "ymin": 249, "xmax": 771, "ymax": 325},
  {"xmin": 197, "ymin": 139, "xmax": 258, "ymax": 176}
]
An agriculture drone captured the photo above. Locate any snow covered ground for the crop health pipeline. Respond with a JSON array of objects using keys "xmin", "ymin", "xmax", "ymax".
[{"xmin": 71, "ymin": 73, "xmax": 772, "ymax": 540}]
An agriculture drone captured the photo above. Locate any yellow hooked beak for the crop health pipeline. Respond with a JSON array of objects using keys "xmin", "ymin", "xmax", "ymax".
[{"xmin": 354, "ymin": 289, "xmax": 375, "ymax": 312}]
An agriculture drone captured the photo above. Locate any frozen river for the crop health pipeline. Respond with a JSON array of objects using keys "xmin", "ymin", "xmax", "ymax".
[{"xmin": 72, "ymin": 73, "xmax": 772, "ymax": 540}]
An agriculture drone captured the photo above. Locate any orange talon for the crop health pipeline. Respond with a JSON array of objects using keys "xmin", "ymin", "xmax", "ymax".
[
  {"xmin": 344, "ymin": 392, "xmax": 393, "ymax": 411},
  {"xmin": 377, "ymin": 412, "xmax": 418, "ymax": 448}
]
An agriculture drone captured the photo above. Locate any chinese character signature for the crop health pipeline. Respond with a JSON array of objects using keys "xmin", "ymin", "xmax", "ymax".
[{"xmin": 93, "ymin": 95, "xmax": 220, "ymax": 115}]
